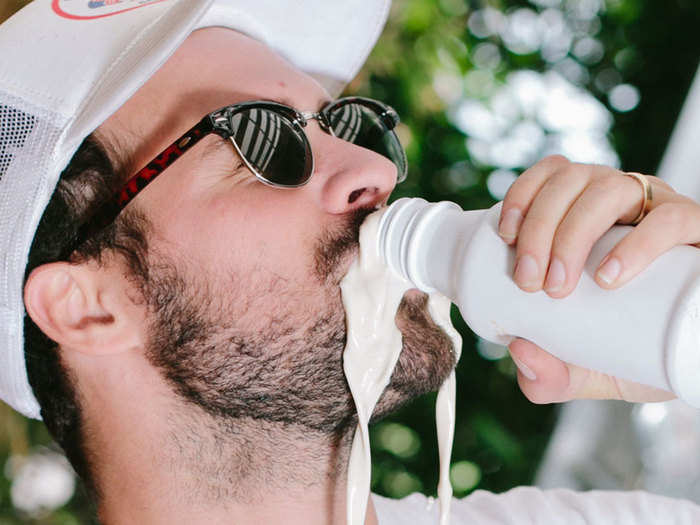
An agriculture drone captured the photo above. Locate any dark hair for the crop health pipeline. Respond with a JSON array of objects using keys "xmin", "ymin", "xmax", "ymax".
[{"xmin": 23, "ymin": 135, "xmax": 150, "ymax": 500}]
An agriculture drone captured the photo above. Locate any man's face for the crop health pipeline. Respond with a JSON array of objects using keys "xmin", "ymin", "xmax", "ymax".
[{"xmin": 99, "ymin": 28, "xmax": 455, "ymax": 434}]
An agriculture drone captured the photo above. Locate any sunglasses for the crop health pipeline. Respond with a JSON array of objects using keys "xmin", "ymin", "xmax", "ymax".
[{"xmin": 64, "ymin": 96, "xmax": 407, "ymax": 259}]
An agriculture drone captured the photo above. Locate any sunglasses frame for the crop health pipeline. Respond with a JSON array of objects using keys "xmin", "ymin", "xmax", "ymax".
[{"xmin": 61, "ymin": 96, "xmax": 406, "ymax": 259}]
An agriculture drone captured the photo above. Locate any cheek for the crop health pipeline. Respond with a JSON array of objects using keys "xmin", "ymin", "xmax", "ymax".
[{"xmin": 164, "ymin": 191, "xmax": 322, "ymax": 282}]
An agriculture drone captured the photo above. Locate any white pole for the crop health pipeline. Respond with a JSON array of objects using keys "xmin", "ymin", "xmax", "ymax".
[{"xmin": 658, "ymin": 67, "xmax": 700, "ymax": 199}]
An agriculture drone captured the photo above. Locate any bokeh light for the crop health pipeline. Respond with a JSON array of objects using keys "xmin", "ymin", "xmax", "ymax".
[
  {"xmin": 450, "ymin": 461, "xmax": 482, "ymax": 493},
  {"xmin": 501, "ymin": 8, "xmax": 542, "ymax": 55},
  {"xmin": 636, "ymin": 403, "xmax": 668, "ymax": 427},
  {"xmin": 486, "ymin": 169, "xmax": 518, "ymax": 200},
  {"xmin": 467, "ymin": 8, "xmax": 505, "ymax": 39},
  {"xmin": 453, "ymin": 69, "xmax": 619, "ymax": 172},
  {"xmin": 608, "ymin": 83, "xmax": 641, "ymax": 112},
  {"xmin": 7, "ymin": 450, "xmax": 75, "ymax": 517},
  {"xmin": 381, "ymin": 469, "xmax": 423, "ymax": 498},
  {"xmin": 375, "ymin": 422, "xmax": 422, "ymax": 459}
]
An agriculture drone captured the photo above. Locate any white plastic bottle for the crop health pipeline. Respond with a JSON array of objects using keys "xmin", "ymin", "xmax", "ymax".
[{"xmin": 377, "ymin": 197, "xmax": 700, "ymax": 407}]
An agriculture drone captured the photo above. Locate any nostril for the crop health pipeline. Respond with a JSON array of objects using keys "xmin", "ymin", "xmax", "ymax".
[{"xmin": 348, "ymin": 188, "xmax": 366, "ymax": 204}]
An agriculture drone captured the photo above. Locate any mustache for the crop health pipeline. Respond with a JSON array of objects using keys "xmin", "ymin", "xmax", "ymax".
[{"xmin": 313, "ymin": 206, "xmax": 378, "ymax": 283}]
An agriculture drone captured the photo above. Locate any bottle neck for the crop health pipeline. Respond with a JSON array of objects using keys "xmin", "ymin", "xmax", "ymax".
[{"xmin": 377, "ymin": 198, "xmax": 480, "ymax": 297}]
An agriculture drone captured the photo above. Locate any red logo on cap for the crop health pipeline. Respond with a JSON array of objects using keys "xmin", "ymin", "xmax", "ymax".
[{"xmin": 52, "ymin": 0, "xmax": 170, "ymax": 20}]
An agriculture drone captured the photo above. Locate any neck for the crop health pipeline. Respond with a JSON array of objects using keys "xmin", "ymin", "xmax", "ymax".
[{"xmin": 87, "ymin": 383, "xmax": 375, "ymax": 525}]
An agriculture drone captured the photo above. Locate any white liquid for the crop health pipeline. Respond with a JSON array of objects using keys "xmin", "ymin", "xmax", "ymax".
[{"xmin": 340, "ymin": 209, "xmax": 462, "ymax": 525}]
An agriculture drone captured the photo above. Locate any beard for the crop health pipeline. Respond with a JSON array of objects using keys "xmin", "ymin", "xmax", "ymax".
[{"xmin": 140, "ymin": 208, "xmax": 456, "ymax": 436}]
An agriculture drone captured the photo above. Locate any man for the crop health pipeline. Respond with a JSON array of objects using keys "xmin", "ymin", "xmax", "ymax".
[{"xmin": 3, "ymin": 1, "xmax": 700, "ymax": 523}]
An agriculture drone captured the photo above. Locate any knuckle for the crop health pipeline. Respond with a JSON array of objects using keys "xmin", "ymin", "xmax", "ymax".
[
  {"xmin": 550, "ymin": 166, "xmax": 580, "ymax": 184},
  {"xmin": 502, "ymin": 173, "xmax": 530, "ymax": 198},
  {"xmin": 541, "ymin": 154, "xmax": 570, "ymax": 168},
  {"xmin": 517, "ymin": 214, "xmax": 550, "ymax": 243},
  {"xmin": 650, "ymin": 176, "xmax": 676, "ymax": 193},
  {"xmin": 502, "ymin": 179, "xmax": 523, "ymax": 202},
  {"xmin": 649, "ymin": 202, "xmax": 686, "ymax": 228},
  {"xmin": 591, "ymin": 174, "xmax": 621, "ymax": 194}
]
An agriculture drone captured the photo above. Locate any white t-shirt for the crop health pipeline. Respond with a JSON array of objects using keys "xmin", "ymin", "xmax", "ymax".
[{"xmin": 372, "ymin": 488, "xmax": 700, "ymax": 524}]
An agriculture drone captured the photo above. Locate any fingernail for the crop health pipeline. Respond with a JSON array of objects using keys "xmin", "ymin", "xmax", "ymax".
[
  {"xmin": 544, "ymin": 257, "xmax": 566, "ymax": 293},
  {"xmin": 514, "ymin": 255, "xmax": 539, "ymax": 288},
  {"xmin": 499, "ymin": 208, "xmax": 523, "ymax": 241},
  {"xmin": 597, "ymin": 257, "xmax": 621, "ymax": 285},
  {"xmin": 512, "ymin": 355, "xmax": 537, "ymax": 381}
]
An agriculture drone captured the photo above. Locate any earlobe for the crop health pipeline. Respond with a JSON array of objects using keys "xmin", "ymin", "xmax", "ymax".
[{"xmin": 24, "ymin": 262, "xmax": 125, "ymax": 354}]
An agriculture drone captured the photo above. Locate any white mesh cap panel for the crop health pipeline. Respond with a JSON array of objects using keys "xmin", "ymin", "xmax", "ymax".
[
  {"xmin": 0, "ymin": 91, "xmax": 67, "ymax": 419},
  {"xmin": 0, "ymin": 106, "xmax": 36, "ymax": 180},
  {"xmin": 0, "ymin": 0, "xmax": 215, "ymax": 420}
]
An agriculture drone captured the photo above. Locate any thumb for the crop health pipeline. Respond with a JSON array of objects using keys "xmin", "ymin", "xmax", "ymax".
[{"xmin": 508, "ymin": 338, "xmax": 675, "ymax": 404}]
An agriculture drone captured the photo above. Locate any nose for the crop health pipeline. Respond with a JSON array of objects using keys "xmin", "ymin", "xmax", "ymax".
[{"xmin": 307, "ymin": 125, "xmax": 399, "ymax": 215}]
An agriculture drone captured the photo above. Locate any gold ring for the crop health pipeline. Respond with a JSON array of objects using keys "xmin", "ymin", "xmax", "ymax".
[{"xmin": 624, "ymin": 172, "xmax": 653, "ymax": 225}]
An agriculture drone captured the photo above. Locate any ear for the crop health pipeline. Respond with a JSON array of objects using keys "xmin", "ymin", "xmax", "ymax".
[{"xmin": 24, "ymin": 261, "xmax": 141, "ymax": 355}]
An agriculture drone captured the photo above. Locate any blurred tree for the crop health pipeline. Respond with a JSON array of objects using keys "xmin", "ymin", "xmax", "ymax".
[{"xmin": 0, "ymin": 0, "xmax": 699, "ymax": 522}]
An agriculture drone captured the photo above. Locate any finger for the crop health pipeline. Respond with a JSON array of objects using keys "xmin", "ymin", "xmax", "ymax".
[
  {"xmin": 617, "ymin": 173, "xmax": 678, "ymax": 223},
  {"xmin": 565, "ymin": 363, "xmax": 673, "ymax": 402},
  {"xmin": 512, "ymin": 168, "xmax": 589, "ymax": 292},
  {"xmin": 646, "ymin": 175, "xmax": 675, "ymax": 194},
  {"xmin": 508, "ymin": 338, "xmax": 675, "ymax": 403},
  {"xmin": 543, "ymin": 174, "xmax": 643, "ymax": 298},
  {"xmin": 594, "ymin": 200, "xmax": 700, "ymax": 289},
  {"xmin": 498, "ymin": 155, "xmax": 570, "ymax": 244},
  {"xmin": 508, "ymin": 338, "xmax": 570, "ymax": 403}
]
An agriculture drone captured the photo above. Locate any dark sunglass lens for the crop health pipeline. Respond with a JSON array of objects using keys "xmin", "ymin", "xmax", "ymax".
[
  {"xmin": 230, "ymin": 108, "xmax": 311, "ymax": 186},
  {"xmin": 328, "ymin": 103, "xmax": 406, "ymax": 180}
]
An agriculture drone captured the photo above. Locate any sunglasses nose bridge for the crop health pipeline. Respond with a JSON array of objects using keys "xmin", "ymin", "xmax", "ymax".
[{"xmin": 299, "ymin": 111, "xmax": 334, "ymax": 136}]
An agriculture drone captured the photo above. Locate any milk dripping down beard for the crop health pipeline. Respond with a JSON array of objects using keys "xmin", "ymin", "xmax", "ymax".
[
  {"xmin": 341, "ymin": 209, "xmax": 463, "ymax": 525},
  {"xmin": 141, "ymin": 205, "xmax": 455, "ymax": 433},
  {"xmin": 137, "ymin": 202, "xmax": 457, "ymax": 507}
]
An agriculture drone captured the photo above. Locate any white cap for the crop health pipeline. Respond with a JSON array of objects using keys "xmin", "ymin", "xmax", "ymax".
[{"xmin": 0, "ymin": 0, "xmax": 391, "ymax": 419}]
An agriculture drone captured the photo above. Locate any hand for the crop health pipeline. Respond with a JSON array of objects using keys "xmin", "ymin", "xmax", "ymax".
[
  {"xmin": 507, "ymin": 337, "xmax": 675, "ymax": 403},
  {"xmin": 498, "ymin": 155, "xmax": 700, "ymax": 403}
]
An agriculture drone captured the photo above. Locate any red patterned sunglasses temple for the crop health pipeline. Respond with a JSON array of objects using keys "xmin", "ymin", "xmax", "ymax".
[{"xmin": 59, "ymin": 115, "xmax": 214, "ymax": 260}]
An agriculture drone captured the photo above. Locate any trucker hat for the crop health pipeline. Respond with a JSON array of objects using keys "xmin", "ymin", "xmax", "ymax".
[{"xmin": 0, "ymin": 0, "xmax": 391, "ymax": 419}]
